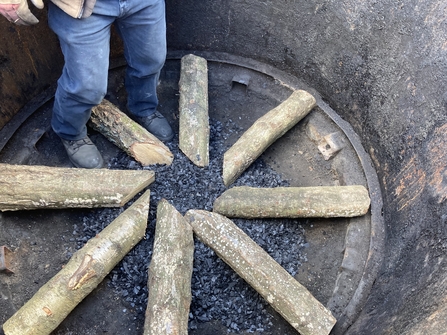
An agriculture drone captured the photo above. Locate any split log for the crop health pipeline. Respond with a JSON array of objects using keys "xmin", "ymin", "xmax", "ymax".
[
  {"xmin": 90, "ymin": 99, "xmax": 173, "ymax": 166},
  {"xmin": 144, "ymin": 199, "xmax": 194, "ymax": 335},
  {"xmin": 222, "ymin": 90, "xmax": 316, "ymax": 186},
  {"xmin": 184, "ymin": 210, "xmax": 336, "ymax": 335},
  {"xmin": 213, "ymin": 185, "xmax": 370, "ymax": 218},
  {"xmin": 2, "ymin": 190, "xmax": 150, "ymax": 335},
  {"xmin": 178, "ymin": 54, "xmax": 209, "ymax": 167},
  {"xmin": 0, "ymin": 163, "xmax": 154, "ymax": 211}
]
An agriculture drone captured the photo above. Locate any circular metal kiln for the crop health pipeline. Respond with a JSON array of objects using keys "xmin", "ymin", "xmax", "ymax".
[
  {"xmin": 1, "ymin": 0, "xmax": 447, "ymax": 334},
  {"xmin": 0, "ymin": 54, "xmax": 383, "ymax": 334}
]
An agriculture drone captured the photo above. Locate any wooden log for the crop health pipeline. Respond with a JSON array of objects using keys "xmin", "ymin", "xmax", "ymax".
[
  {"xmin": 0, "ymin": 163, "xmax": 155, "ymax": 211},
  {"xmin": 144, "ymin": 199, "xmax": 194, "ymax": 335},
  {"xmin": 178, "ymin": 54, "xmax": 209, "ymax": 167},
  {"xmin": 222, "ymin": 90, "xmax": 316, "ymax": 186},
  {"xmin": 213, "ymin": 185, "xmax": 370, "ymax": 218},
  {"xmin": 184, "ymin": 210, "xmax": 336, "ymax": 335},
  {"xmin": 2, "ymin": 190, "xmax": 150, "ymax": 335},
  {"xmin": 90, "ymin": 99, "xmax": 173, "ymax": 166}
]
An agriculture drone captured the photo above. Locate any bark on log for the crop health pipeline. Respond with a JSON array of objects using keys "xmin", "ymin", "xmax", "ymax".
[
  {"xmin": 223, "ymin": 90, "xmax": 316, "ymax": 186},
  {"xmin": 184, "ymin": 210, "xmax": 336, "ymax": 335},
  {"xmin": 2, "ymin": 190, "xmax": 150, "ymax": 335},
  {"xmin": 178, "ymin": 54, "xmax": 209, "ymax": 167},
  {"xmin": 90, "ymin": 99, "xmax": 173, "ymax": 166},
  {"xmin": 0, "ymin": 163, "xmax": 155, "ymax": 211},
  {"xmin": 144, "ymin": 199, "xmax": 194, "ymax": 335},
  {"xmin": 213, "ymin": 185, "xmax": 370, "ymax": 218}
]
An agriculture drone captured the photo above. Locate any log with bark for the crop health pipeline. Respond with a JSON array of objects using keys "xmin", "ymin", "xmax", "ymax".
[
  {"xmin": 144, "ymin": 199, "xmax": 194, "ymax": 335},
  {"xmin": 184, "ymin": 210, "xmax": 337, "ymax": 335},
  {"xmin": 90, "ymin": 99, "xmax": 173, "ymax": 166},
  {"xmin": 0, "ymin": 163, "xmax": 155, "ymax": 211},
  {"xmin": 2, "ymin": 190, "xmax": 150, "ymax": 335},
  {"xmin": 213, "ymin": 185, "xmax": 370, "ymax": 218},
  {"xmin": 222, "ymin": 90, "xmax": 316, "ymax": 186},
  {"xmin": 178, "ymin": 54, "xmax": 209, "ymax": 167}
]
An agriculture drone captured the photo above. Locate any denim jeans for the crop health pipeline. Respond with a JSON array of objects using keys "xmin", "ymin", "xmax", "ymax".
[{"xmin": 48, "ymin": 0, "xmax": 166, "ymax": 140}]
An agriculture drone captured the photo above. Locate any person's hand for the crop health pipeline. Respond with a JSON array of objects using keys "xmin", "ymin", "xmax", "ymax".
[{"xmin": 0, "ymin": 0, "xmax": 44, "ymax": 25}]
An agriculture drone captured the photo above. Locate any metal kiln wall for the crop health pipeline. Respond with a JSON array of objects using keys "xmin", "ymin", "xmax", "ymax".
[
  {"xmin": 168, "ymin": 2, "xmax": 447, "ymax": 334},
  {"xmin": 0, "ymin": 0, "xmax": 446, "ymax": 333}
]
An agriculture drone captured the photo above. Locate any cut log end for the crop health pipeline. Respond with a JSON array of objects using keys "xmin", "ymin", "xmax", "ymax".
[
  {"xmin": 117, "ymin": 171, "xmax": 154, "ymax": 206},
  {"xmin": 130, "ymin": 142, "xmax": 174, "ymax": 166},
  {"xmin": 179, "ymin": 142, "xmax": 209, "ymax": 167},
  {"xmin": 222, "ymin": 158, "xmax": 239, "ymax": 186}
]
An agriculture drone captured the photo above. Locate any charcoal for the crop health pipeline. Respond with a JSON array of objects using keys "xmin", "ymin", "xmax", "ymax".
[{"xmin": 77, "ymin": 118, "xmax": 308, "ymax": 333}]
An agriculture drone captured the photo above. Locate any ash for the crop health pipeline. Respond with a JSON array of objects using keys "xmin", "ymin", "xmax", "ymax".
[{"xmin": 76, "ymin": 118, "xmax": 308, "ymax": 333}]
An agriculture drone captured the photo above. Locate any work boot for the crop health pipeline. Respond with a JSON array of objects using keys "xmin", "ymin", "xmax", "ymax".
[
  {"xmin": 132, "ymin": 111, "xmax": 174, "ymax": 142},
  {"xmin": 61, "ymin": 136, "xmax": 104, "ymax": 169}
]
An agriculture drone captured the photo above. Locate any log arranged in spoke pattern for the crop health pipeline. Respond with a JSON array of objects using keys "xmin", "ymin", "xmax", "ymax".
[
  {"xmin": 184, "ymin": 209, "xmax": 337, "ymax": 335},
  {"xmin": 90, "ymin": 99, "xmax": 173, "ymax": 166},
  {"xmin": 213, "ymin": 185, "xmax": 370, "ymax": 218},
  {"xmin": 0, "ymin": 163, "xmax": 155, "ymax": 211},
  {"xmin": 222, "ymin": 90, "xmax": 316, "ymax": 186},
  {"xmin": 178, "ymin": 54, "xmax": 210, "ymax": 167},
  {"xmin": 144, "ymin": 199, "xmax": 194, "ymax": 335},
  {"xmin": 2, "ymin": 190, "xmax": 150, "ymax": 335}
]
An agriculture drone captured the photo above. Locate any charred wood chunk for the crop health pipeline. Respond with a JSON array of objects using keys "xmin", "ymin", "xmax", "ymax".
[
  {"xmin": 185, "ymin": 209, "xmax": 337, "ymax": 335},
  {"xmin": 213, "ymin": 185, "xmax": 371, "ymax": 218},
  {"xmin": 223, "ymin": 89, "xmax": 316, "ymax": 186},
  {"xmin": 2, "ymin": 190, "xmax": 150, "ymax": 335}
]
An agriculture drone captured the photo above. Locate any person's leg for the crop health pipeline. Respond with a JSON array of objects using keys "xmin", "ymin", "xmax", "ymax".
[
  {"xmin": 48, "ymin": 2, "xmax": 115, "ymax": 140},
  {"xmin": 48, "ymin": 1, "xmax": 118, "ymax": 167},
  {"xmin": 114, "ymin": 0, "xmax": 173, "ymax": 141}
]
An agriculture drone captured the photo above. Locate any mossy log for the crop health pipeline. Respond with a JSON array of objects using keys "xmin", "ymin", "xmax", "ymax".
[
  {"xmin": 2, "ymin": 190, "xmax": 150, "ymax": 335},
  {"xmin": 178, "ymin": 54, "xmax": 209, "ymax": 167},
  {"xmin": 144, "ymin": 199, "xmax": 194, "ymax": 335},
  {"xmin": 222, "ymin": 90, "xmax": 316, "ymax": 186},
  {"xmin": 184, "ymin": 210, "xmax": 336, "ymax": 335},
  {"xmin": 0, "ymin": 163, "xmax": 154, "ymax": 211},
  {"xmin": 213, "ymin": 185, "xmax": 370, "ymax": 218},
  {"xmin": 90, "ymin": 99, "xmax": 173, "ymax": 166}
]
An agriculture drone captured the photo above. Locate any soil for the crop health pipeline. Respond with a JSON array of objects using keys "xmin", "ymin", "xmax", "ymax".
[{"xmin": 0, "ymin": 58, "xmax": 374, "ymax": 334}]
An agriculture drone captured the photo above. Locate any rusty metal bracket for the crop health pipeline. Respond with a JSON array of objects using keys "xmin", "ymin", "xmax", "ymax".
[
  {"xmin": 317, "ymin": 131, "xmax": 346, "ymax": 160},
  {"xmin": 0, "ymin": 246, "xmax": 13, "ymax": 273}
]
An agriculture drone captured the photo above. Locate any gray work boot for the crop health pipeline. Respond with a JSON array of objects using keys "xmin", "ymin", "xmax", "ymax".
[
  {"xmin": 61, "ymin": 136, "xmax": 104, "ymax": 169},
  {"xmin": 132, "ymin": 111, "xmax": 174, "ymax": 142}
]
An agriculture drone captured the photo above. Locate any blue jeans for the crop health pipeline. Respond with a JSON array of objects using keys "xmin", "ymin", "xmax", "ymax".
[{"xmin": 48, "ymin": 0, "xmax": 167, "ymax": 140}]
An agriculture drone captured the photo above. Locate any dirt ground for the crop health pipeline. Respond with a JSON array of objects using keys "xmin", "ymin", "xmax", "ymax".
[{"xmin": 0, "ymin": 58, "xmax": 373, "ymax": 334}]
